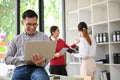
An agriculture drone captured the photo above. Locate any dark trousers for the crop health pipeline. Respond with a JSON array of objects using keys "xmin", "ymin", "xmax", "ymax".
[{"xmin": 49, "ymin": 65, "xmax": 67, "ymax": 76}]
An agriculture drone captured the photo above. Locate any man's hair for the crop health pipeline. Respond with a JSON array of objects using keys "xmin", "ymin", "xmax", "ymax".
[{"xmin": 22, "ymin": 9, "xmax": 38, "ymax": 19}]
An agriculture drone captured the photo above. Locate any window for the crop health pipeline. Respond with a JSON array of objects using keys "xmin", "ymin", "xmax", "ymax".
[
  {"xmin": 0, "ymin": 0, "xmax": 65, "ymax": 75},
  {"xmin": 20, "ymin": 0, "xmax": 39, "ymax": 32},
  {"xmin": 0, "ymin": 0, "xmax": 16, "ymax": 75},
  {"xmin": 0, "ymin": 0, "xmax": 16, "ymax": 61},
  {"xmin": 44, "ymin": 0, "xmax": 63, "ymax": 38},
  {"xmin": 44, "ymin": 0, "xmax": 64, "ymax": 74}
]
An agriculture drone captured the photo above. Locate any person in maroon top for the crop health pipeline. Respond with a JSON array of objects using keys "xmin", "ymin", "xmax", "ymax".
[{"xmin": 49, "ymin": 26, "xmax": 79, "ymax": 76}]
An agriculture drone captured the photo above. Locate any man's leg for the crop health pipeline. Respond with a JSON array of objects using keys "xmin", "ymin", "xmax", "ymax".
[
  {"xmin": 12, "ymin": 66, "xmax": 30, "ymax": 80},
  {"xmin": 31, "ymin": 67, "xmax": 49, "ymax": 80}
]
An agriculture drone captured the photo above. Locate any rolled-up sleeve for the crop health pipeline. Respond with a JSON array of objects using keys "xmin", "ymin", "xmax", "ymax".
[
  {"xmin": 73, "ymin": 36, "xmax": 96, "ymax": 58},
  {"xmin": 73, "ymin": 38, "xmax": 89, "ymax": 58},
  {"xmin": 5, "ymin": 38, "xmax": 17, "ymax": 65}
]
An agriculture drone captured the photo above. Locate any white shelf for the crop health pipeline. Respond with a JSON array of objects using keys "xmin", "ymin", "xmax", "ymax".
[
  {"xmin": 110, "ymin": 44, "xmax": 120, "ymax": 65},
  {"xmin": 93, "ymin": 21, "xmax": 107, "ymax": 26},
  {"xmin": 92, "ymin": 0, "xmax": 107, "ymax": 6},
  {"xmin": 68, "ymin": 27, "xmax": 77, "ymax": 31},
  {"xmin": 69, "ymin": 10, "xmax": 78, "ymax": 14},
  {"xmin": 97, "ymin": 42, "xmax": 109, "ymax": 45},
  {"xmin": 95, "ymin": 44, "xmax": 109, "ymax": 61},
  {"xmin": 79, "ymin": 7, "xmax": 91, "ymax": 26},
  {"xmin": 67, "ymin": 12, "xmax": 78, "ymax": 29},
  {"xmin": 92, "ymin": 0, "xmax": 106, "ymax": 5},
  {"xmin": 108, "ymin": 0, "xmax": 120, "ymax": 21},
  {"xmin": 78, "ymin": 6, "xmax": 91, "ymax": 11},
  {"xmin": 92, "ymin": 2, "xmax": 107, "ymax": 24},
  {"xmin": 110, "ymin": 42, "xmax": 120, "ymax": 44},
  {"xmin": 78, "ymin": 0, "xmax": 91, "ymax": 9},
  {"xmin": 111, "ymin": 64, "xmax": 120, "ymax": 66},
  {"xmin": 66, "ymin": 30, "xmax": 79, "ymax": 44},
  {"xmin": 109, "ymin": 20, "xmax": 120, "ymax": 42},
  {"xmin": 93, "ymin": 23, "xmax": 108, "ymax": 35},
  {"xmin": 109, "ymin": 18, "xmax": 120, "ymax": 23},
  {"xmin": 65, "ymin": 0, "xmax": 120, "ymax": 79},
  {"xmin": 96, "ymin": 63, "xmax": 110, "ymax": 66},
  {"xmin": 108, "ymin": 0, "xmax": 120, "ymax": 2},
  {"xmin": 111, "ymin": 66, "xmax": 120, "ymax": 80},
  {"xmin": 66, "ymin": 0, "xmax": 78, "ymax": 12}
]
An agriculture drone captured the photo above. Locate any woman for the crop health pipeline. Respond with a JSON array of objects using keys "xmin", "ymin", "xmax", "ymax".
[
  {"xmin": 49, "ymin": 26, "xmax": 79, "ymax": 76},
  {"xmin": 71, "ymin": 22, "xmax": 96, "ymax": 80}
]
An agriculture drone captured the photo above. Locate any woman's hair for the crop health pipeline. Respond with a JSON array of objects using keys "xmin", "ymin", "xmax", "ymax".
[
  {"xmin": 78, "ymin": 22, "xmax": 92, "ymax": 45},
  {"xmin": 50, "ymin": 26, "xmax": 58, "ymax": 35}
]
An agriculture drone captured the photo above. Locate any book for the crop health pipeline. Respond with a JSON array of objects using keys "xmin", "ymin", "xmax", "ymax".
[
  {"xmin": 100, "ymin": 71, "xmax": 104, "ymax": 80},
  {"xmin": 67, "ymin": 48, "xmax": 79, "ymax": 53},
  {"xmin": 103, "ymin": 71, "xmax": 107, "ymax": 80},
  {"xmin": 99, "ymin": 71, "xmax": 110, "ymax": 80}
]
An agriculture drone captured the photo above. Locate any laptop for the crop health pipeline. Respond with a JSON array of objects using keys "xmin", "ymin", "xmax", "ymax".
[{"xmin": 24, "ymin": 40, "xmax": 57, "ymax": 61}]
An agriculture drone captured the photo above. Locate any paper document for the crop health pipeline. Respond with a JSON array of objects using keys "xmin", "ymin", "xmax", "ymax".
[{"xmin": 59, "ymin": 48, "xmax": 68, "ymax": 55}]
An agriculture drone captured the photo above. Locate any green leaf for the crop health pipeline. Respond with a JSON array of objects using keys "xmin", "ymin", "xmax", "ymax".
[
  {"xmin": 0, "ymin": 47, "xmax": 6, "ymax": 52},
  {"xmin": 7, "ymin": 34, "xmax": 13, "ymax": 41}
]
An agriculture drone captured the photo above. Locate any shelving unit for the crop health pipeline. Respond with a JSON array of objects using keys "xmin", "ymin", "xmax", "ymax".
[
  {"xmin": 65, "ymin": 0, "xmax": 120, "ymax": 80},
  {"xmin": 92, "ymin": 0, "xmax": 106, "ymax": 5},
  {"xmin": 79, "ymin": 7, "xmax": 91, "ymax": 26},
  {"xmin": 92, "ymin": 1, "xmax": 107, "ymax": 24},
  {"xmin": 108, "ymin": 0, "xmax": 120, "ymax": 21}
]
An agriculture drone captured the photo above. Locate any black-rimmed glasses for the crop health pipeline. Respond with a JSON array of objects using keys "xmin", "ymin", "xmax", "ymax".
[{"xmin": 26, "ymin": 23, "xmax": 38, "ymax": 27}]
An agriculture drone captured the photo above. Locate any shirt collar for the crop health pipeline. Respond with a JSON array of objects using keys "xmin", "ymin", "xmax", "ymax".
[
  {"xmin": 50, "ymin": 36, "xmax": 58, "ymax": 41},
  {"xmin": 24, "ymin": 31, "xmax": 37, "ymax": 37}
]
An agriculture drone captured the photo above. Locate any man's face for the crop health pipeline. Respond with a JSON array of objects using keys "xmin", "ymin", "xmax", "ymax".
[{"xmin": 22, "ymin": 17, "xmax": 38, "ymax": 35}]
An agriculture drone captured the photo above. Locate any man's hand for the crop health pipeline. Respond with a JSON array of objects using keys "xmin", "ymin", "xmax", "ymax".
[{"xmin": 31, "ymin": 53, "xmax": 45, "ymax": 66}]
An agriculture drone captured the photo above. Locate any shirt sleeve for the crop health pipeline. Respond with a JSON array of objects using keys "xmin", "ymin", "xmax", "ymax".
[
  {"xmin": 63, "ymin": 40, "xmax": 69, "ymax": 48},
  {"xmin": 82, "ymin": 38, "xmax": 90, "ymax": 58},
  {"xmin": 73, "ymin": 37, "xmax": 89, "ymax": 58},
  {"xmin": 73, "ymin": 36, "xmax": 97, "ymax": 58},
  {"xmin": 5, "ymin": 38, "xmax": 21, "ymax": 65},
  {"xmin": 70, "ymin": 44, "xmax": 77, "ymax": 48},
  {"xmin": 43, "ymin": 33, "xmax": 49, "ymax": 41},
  {"xmin": 62, "ymin": 39, "xmax": 77, "ymax": 48}
]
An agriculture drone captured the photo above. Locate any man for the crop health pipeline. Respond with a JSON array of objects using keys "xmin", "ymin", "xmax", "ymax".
[{"xmin": 5, "ymin": 9, "xmax": 49, "ymax": 80}]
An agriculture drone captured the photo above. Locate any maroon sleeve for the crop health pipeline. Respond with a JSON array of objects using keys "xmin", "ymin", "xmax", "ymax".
[
  {"xmin": 60, "ymin": 39, "xmax": 77, "ymax": 48},
  {"xmin": 70, "ymin": 44, "xmax": 77, "ymax": 48}
]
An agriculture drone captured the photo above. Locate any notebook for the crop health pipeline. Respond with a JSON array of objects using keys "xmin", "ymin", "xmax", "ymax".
[{"xmin": 24, "ymin": 40, "xmax": 57, "ymax": 61}]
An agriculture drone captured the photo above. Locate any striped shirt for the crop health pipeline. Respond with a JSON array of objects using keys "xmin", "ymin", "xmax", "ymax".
[{"xmin": 5, "ymin": 31, "xmax": 49, "ymax": 67}]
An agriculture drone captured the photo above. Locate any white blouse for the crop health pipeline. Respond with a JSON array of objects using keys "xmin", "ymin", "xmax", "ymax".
[{"xmin": 73, "ymin": 35, "xmax": 96, "ymax": 58}]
